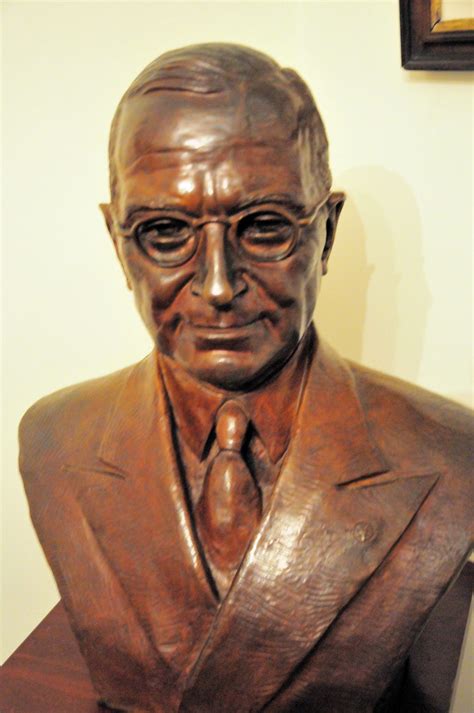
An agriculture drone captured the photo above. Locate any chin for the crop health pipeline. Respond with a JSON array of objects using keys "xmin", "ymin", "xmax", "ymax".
[{"xmin": 182, "ymin": 355, "xmax": 259, "ymax": 391}]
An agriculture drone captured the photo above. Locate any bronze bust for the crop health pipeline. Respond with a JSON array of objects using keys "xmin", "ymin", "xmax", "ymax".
[{"xmin": 19, "ymin": 44, "xmax": 473, "ymax": 713}]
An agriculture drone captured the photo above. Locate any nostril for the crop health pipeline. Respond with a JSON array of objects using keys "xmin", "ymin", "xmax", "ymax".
[
  {"xmin": 191, "ymin": 277, "xmax": 203, "ymax": 296},
  {"xmin": 234, "ymin": 276, "xmax": 247, "ymax": 297},
  {"xmin": 192, "ymin": 271, "xmax": 247, "ymax": 306}
]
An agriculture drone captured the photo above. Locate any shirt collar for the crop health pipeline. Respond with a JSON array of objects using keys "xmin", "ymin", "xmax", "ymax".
[{"xmin": 159, "ymin": 327, "xmax": 313, "ymax": 464}]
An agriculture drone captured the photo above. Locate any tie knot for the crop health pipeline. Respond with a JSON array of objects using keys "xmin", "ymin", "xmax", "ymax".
[{"xmin": 215, "ymin": 400, "xmax": 248, "ymax": 451}]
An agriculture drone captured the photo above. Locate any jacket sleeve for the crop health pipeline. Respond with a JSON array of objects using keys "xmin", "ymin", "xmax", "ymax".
[{"xmin": 398, "ymin": 561, "xmax": 473, "ymax": 713}]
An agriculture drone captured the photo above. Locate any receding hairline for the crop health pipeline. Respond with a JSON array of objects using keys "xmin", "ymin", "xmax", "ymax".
[{"xmin": 108, "ymin": 43, "xmax": 332, "ymax": 200}]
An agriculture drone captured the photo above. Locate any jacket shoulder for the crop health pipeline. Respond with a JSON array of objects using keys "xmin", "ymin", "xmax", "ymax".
[
  {"xmin": 350, "ymin": 361, "xmax": 473, "ymax": 432},
  {"xmin": 348, "ymin": 360, "xmax": 473, "ymax": 470},
  {"xmin": 19, "ymin": 363, "xmax": 137, "ymax": 476}
]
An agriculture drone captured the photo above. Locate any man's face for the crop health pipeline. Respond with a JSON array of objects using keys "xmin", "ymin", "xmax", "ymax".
[{"xmin": 104, "ymin": 89, "xmax": 340, "ymax": 390}]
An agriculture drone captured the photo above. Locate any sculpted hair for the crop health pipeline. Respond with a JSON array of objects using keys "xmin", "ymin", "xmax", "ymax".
[{"xmin": 108, "ymin": 43, "xmax": 332, "ymax": 200}]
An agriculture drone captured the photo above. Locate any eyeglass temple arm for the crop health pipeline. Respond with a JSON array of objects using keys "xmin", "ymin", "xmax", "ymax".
[{"xmin": 298, "ymin": 190, "xmax": 346, "ymax": 226}]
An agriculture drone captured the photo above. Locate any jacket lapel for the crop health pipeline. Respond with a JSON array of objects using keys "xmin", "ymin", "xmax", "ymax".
[
  {"xmin": 75, "ymin": 354, "xmax": 218, "ymax": 681},
  {"xmin": 180, "ymin": 341, "xmax": 439, "ymax": 713}
]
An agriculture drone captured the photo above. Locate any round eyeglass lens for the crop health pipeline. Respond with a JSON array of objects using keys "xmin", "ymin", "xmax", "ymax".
[
  {"xmin": 135, "ymin": 217, "xmax": 196, "ymax": 265},
  {"xmin": 237, "ymin": 210, "xmax": 296, "ymax": 260}
]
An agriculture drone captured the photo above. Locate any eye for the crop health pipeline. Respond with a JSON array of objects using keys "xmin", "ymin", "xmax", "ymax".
[
  {"xmin": 237, "ymin": 211, "xmax": 296, "ymax": 259},
  {"xmin": 136, "ymin": 218, "xmax": 191, "ymax": 247},
  {"xmin": 134, "ymin": 217, "xmax": 196, "ymax": 265}
]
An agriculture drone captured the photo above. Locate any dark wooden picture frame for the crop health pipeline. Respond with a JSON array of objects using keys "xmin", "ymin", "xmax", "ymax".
[{"xmin": 400, "ymin": 0, "xmax": 474, "ymax": 70}]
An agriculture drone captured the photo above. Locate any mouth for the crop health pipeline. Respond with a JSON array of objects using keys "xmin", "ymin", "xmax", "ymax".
[
  {"xmin": 187, "ymin": 318, "xmax": 263, "ymax": 349},
  {"xmin": 191, "ymin": 317, "xmax": 261, "ymax": 330}
]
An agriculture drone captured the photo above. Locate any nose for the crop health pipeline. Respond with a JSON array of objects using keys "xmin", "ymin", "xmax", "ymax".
[{"xmin": 191, "ymin": 222, "xmax": 246, "ymax": 307}]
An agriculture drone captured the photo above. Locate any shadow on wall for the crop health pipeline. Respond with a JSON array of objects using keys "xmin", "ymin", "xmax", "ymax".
[{"xmin": 316, "ymin": 167, "xmax": 432, "ymax": 383}]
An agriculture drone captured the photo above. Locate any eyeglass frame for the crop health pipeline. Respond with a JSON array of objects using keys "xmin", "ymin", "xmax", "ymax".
[{"xmin": 118, "ymin": 192, "xmax": 331, "ymax": 268}]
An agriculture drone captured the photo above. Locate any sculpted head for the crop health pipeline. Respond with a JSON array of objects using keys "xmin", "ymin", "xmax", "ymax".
[{"xmin": 101, "ymin": 43, "xmax": 344, "ymax": 390}]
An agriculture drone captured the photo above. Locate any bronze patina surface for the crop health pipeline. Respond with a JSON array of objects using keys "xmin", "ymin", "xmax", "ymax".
[{"xmin": 19, "ymin": 44, "xmax": 473, "ymax": 712}]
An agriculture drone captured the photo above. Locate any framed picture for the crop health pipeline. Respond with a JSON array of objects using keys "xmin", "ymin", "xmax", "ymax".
[{"xmin": 400, "ymin": 0, "xmax": 474, "ymax": 70}]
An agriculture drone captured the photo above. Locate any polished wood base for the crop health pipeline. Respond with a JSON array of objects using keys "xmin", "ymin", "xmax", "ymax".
[{"xmin": 0, "ymin": 602, "xmax": 99, "ymax": 712}]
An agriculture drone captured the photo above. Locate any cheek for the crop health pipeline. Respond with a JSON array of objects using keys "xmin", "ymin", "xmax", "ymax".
[
  {"xmin": 250, "ymin": 237, "xmax": 322, "ymax": 314},
  {"xmin": 120, "ymin": 243, "xmax": 192, "ymax": 325},
  {"xmin": 304, "ymin": 264, "xmax": 321, "ymax": 315},
  {"xmin": 298, "ymin": 230, "xmax": 325, "ymax": 303}
]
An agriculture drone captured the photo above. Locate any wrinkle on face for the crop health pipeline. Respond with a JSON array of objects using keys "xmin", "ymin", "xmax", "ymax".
[{"xmin": 110, "ymin": 86, "xmax": 330, "ymax": 389}]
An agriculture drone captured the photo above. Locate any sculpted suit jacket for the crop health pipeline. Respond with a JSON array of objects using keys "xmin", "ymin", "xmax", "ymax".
[{"xmin": 19, "ymin": 336, "xmax": 473, "ymax": 713}]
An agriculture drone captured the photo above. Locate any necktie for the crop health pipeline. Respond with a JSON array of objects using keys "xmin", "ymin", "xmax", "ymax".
[{"xmin": 196, "ymin": 399, "xmax": 262, "ymax": 596}]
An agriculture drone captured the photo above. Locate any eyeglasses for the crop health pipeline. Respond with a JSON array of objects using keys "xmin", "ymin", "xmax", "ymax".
[{"xmin": 120, "ymin": 194, "xmax": 329, "ymax": 268}]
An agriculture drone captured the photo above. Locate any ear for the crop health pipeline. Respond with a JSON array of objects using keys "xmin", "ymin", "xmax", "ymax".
[
  {"xmin": 99, "ymin": 202, "xmax": 132, "ymax": 290},
  {"xmin": 99, "ymin": 202, "xmax": 116, "ymax": 241},
  {"xmin": 321, "ymin": 191, "xmax": 345, "ymax": 275}
]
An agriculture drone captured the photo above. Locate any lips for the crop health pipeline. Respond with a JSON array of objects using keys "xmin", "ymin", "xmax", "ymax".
[
  {"xmin": 190, "ymin": 317, "xmax": 261, "ymax": 330},
  {"xmin": 187, "ymin": 318, "xmax": 263, "ymax": 349}
]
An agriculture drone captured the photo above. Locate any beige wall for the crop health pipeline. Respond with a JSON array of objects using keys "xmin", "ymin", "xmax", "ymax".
[{"xmin": 2, "ymin": 0, "xmax": 472, "ymax": 706}]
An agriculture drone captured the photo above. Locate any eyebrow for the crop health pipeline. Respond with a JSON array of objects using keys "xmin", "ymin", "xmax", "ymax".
[
  {"xmin": 120, "ymin": 204, "xmax": 197, "ymax": 228},
  {"xmin": 234, "ymin": 194, "xmax": 306, "ymax": 213},
  {"xmin": 119, "ymin": 194, "xmax": 306, "ymax": 228}
]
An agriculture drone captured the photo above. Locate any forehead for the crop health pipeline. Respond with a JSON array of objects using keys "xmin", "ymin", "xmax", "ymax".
[
  {"xmin": 116, "ymin": 82, "xmax": 299, "ymax": 158},
  {"xmin": 113, "ymin": 89, "xmax": 316, "ymax": 214}
]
